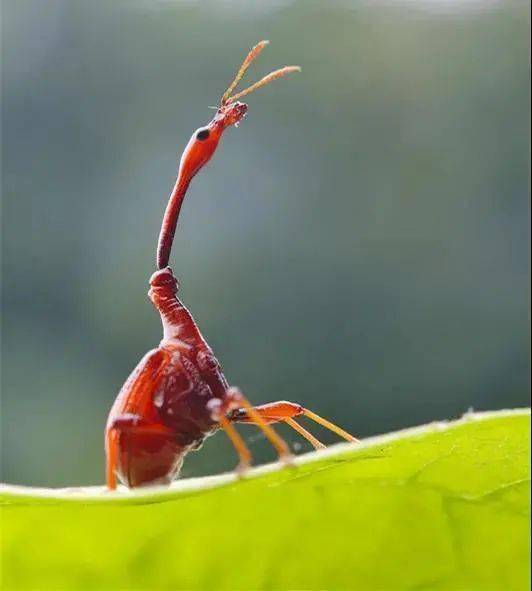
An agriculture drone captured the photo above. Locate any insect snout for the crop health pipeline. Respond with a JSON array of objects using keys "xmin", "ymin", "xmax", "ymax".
[{"xmin": 218, "ymin": 101, "xmax": 248, "ymax": 128}]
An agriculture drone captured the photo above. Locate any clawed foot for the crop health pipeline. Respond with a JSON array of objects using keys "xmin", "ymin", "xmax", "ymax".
[
  {"xmin": 279, "ymin": 451, "xmax": 295, "ymax": 468},
  {"xmin": 235, "ymin": 460, "xmax": 251, "ymax": 478}
]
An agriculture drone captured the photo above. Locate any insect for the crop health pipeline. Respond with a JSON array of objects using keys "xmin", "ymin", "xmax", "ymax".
[{"xmin": 106, "ymin": 42, "xmax": 357, "ymax": 490}]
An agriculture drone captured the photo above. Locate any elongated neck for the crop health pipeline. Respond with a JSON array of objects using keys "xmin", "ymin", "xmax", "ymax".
[
  {"xmin": 156, "ymin": 119, "xmax": 226, "ymax": 270},
  {"xmin": 150, "ymin": 285, "xmax": 206, "ymax": 347},
  {"xmin": 156, "ymin": 174, "xmax": 191, "ymax": 270}
]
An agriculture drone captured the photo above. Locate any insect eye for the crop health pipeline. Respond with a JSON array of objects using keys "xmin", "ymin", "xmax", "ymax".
[{"xmin": 196, "ymin": 128, "xmax": 210, "ymax": 141}]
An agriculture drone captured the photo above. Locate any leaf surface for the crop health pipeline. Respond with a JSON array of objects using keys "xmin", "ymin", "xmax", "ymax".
[{"xmin": 2, "ymin": 409, "xmax": 530, "ymax": 590}]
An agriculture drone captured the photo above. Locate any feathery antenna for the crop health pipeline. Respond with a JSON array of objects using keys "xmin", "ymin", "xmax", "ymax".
[{"xmin": 221, "ymin": 40, "xmax": 300, "ymax": 106}]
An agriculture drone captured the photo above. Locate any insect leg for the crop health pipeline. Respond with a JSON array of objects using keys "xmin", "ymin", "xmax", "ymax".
[
  {"xmin": 229, "ymin": 401, "xmax": 324, "ymax": 449},
  {"xmin": 225, "ymin": 388, "xmax": 292, "ymax": 460},
  {"xmin": 230, "ymin": 400, "xmax": 358, "ymax": 445},
  {"xmin": 284, "ymin": 418, "xmax": 325, "ymax": 450},
  {"xmin": 218, "ymin": 414, "xmax": 252, "ymax": 473},
  {"xmin": 105, "ymin": 429, "xmax": 119, "ymax": 490},
  {"xmin": 105, "ymin": 414, "xmax": 175, "ymax": 490},
  {"xmin": 302, "ymin": 409, "xmax": 358, "ymax": 443}
]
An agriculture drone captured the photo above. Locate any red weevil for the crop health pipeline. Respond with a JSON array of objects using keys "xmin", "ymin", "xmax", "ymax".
[{"xmin": 106, "ymin": 42, "xmax": 357, "ymax": 490}]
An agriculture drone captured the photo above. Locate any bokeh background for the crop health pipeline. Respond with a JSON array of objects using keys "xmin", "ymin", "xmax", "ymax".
[{"xmin": 1, "ymin": 0, "xmax": 529, "ymax": 487}]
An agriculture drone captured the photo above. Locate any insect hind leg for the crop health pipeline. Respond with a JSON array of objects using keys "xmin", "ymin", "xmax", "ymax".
[{"xmin": 105, "ymin": 414, "xmax": 177, "ymax": 490}]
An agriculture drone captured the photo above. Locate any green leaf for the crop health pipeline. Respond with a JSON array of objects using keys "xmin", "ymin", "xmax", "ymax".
[{"xmin": 2, "ymin": 409, "xmax": 530, "ymax": 590}]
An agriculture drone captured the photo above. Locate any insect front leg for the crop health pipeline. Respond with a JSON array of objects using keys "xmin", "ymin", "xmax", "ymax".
[
  {"xmin": 229, "ymin": 400, "xmax": 358, "ymax": 450},
  {"xmin": 207, "ymin": 388, "xmax": 292, "ymax": 474},
  {"xmin": 225, "ymin": 388, "xmax": 292, "ymax": 460}
]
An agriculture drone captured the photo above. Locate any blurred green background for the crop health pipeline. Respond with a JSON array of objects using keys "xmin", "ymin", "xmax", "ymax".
[{"xmin": 1, "ymin": 0, "xmax": 530, "ymax": 488}]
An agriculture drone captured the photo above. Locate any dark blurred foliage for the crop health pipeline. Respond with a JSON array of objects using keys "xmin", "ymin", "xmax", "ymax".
[{"xmin": 1, "ymin": 0, "xmax": 530, "ymax": 486}]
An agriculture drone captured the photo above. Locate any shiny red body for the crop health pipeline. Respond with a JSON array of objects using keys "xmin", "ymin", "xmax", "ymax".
[
  {"xmin": 106, "ymin": 268, "xmax": 229, "ymax": 487},
  {"xmin": 106, "ymin": 102, "xmax": 253, "ymax": 489},
  {"xmin": 105, "ymin": 44, "xmax": 353, "ymax": 489}
]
